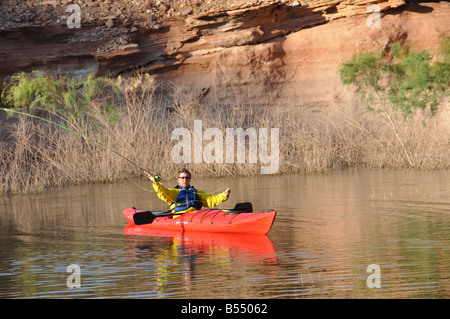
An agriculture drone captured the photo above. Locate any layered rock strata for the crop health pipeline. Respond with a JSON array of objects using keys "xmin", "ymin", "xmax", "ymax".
[{"xmin": 1, "ymin": 1, "xmax": 449, "ymax": 105}]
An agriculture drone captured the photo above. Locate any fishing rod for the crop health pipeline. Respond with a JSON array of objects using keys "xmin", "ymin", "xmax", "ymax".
[
  {"xmin": 1, "ymin": 108, "xmax": 227, "ymax": 195},
  {"xmin": 0, "ymin": 107, "xmax": 161, "ymax": 182},
  {"xmin": 1, "ymin": 107, "xmax": 232, "ymax": 198}
]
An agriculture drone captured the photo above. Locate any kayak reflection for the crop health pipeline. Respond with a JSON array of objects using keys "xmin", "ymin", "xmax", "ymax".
[
  {"xmin": 124, "ymin": 226, "xmax": 278, "ymax": 259},
  {"xmin": 123, "ymin": 227, "xmax": 279, "ymax": 296}
]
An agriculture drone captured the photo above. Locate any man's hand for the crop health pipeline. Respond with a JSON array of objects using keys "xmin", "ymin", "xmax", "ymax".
[{"xmin": 148, "ymin": 173, "xmax": 156, "ymax": 183}]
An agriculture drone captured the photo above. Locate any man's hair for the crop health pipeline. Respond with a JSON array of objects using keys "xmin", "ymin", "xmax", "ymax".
[{"xmin": 178, "ymin": 168, "xmax": 192, "ymax": 178}]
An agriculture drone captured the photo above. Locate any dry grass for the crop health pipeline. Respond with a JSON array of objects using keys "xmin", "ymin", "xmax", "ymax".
[
  {"xmin": 1, "ymin": 72, "xmax": 449, "ymax": 194},
  {"xmin": 326, "ymin": 97, "xmax": 450, "ymax": 170}
]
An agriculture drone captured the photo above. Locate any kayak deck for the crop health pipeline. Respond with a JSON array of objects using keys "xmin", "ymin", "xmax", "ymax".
[{"xmin": 123, "ymin": 207, "xmax": 276, "ymax": 235}]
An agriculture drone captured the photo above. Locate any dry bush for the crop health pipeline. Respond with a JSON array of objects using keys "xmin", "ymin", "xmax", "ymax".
[
  {"xmin": 1, "ymin": 72, "xmax": 449, "ymax": 194},
  {"xmin": 327, "ymin": 96, "xmax": 450, "ymax": 170}
]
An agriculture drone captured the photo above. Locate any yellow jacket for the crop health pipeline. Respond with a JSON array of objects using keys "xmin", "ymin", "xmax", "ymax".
[{"xmin": 152, "ymin": 182, "xmax": 229, "ymax": 215}]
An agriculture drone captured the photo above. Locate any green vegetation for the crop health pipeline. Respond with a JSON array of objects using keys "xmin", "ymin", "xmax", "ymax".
[
  {"xmin": 339, "ymin": 36, "xmax": 450, "ymax": 167},
  {"xmin": 340, "ymin": 35, "xmax": 450, "ymax": 117},
  {"xmin": 1, "ymin": 71, "xmax": 121, "ymax": 128}
]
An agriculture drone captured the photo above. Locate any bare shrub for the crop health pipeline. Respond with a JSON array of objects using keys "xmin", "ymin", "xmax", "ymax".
[{"xmin": 1, "ymin": 72, "xmax": 449, "ymax": 194}]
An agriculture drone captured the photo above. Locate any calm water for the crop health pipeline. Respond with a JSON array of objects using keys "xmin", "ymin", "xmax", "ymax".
[{"xmin": 0, "ymin": 169, "xmax": 449, "ymax": 298}]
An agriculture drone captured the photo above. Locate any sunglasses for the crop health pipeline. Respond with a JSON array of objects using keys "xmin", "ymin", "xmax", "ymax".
[{"xmin": 178, "ymin": 176, "xmax": 191, "ymax": 179}]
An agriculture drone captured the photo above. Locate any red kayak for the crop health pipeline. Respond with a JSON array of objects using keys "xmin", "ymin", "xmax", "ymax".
[{"xmin": 123, "ymin": 205, "xmax": 276, "ymax": 235}]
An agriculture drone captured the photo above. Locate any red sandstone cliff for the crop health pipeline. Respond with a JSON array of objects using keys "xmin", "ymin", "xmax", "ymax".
[{"xmin": 1, "ymin": 0, "xmax": 449, "ymax": 105}]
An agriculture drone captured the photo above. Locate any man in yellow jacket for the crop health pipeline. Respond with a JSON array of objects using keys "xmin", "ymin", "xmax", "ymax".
[{"xmin": 147, "ymin": 168, "xmax": 231, "ymax": 216}]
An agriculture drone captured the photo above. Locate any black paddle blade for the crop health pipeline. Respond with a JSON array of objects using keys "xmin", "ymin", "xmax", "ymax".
[
  {"xmin": 232, "ymin": 202, "xmax": 253, "ymax": 213},
  {"xmin": 133, "ymin": 210, "xmax": 173, "ymax": 225},
  {"xmin": 133, "ymin": 211, "xmax": 157, "ymax": 225},
  {"xmin": 225, "ymin": 202, "xmax": 254, "ymax": 215}
]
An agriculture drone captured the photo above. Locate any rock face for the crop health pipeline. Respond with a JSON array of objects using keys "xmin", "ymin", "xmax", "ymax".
[{"xmin": 1, "ymin": 0, "xmax": 449, "ymax": 106}]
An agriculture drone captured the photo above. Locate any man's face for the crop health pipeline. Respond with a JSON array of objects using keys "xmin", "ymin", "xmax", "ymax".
[{"xmin": 177, "ymin": 173, "xmax": 191, "ymax": 188}]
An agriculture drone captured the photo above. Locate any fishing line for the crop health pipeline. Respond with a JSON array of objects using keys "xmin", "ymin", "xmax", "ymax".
[
  {"xmin": 1, "ymin": 107, "xmax": 229, "ymax": 196},
  {"xmin": 0, "ymin": 107, "xmax": 155, "ymax": 190},
  {"xmin": 113, "ymin": 153, "xmax": 155, "ymax": 192}
]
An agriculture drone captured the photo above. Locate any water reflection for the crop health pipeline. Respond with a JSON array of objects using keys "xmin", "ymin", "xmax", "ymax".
[
  {"xmin": 123, "ymin": 228, "xmax": 278, "ymax": 297},
  {"xmin": 264, "ymin": 169, "xmax": 450, "ymax": 298},
  {"xmin": 0, "ymin": 169, "xmax": 449, "ymax": 298}
]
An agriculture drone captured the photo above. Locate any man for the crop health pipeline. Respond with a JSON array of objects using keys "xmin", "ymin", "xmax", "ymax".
[{"xmin": 147, "ymin": 168, "xmax": 231, "ymax": 216}]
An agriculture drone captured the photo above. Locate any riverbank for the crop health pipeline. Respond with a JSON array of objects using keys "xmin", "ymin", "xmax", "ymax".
[{"xmin": 1, "ymin": 72, "xmax": 449, "ymax": 194}]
